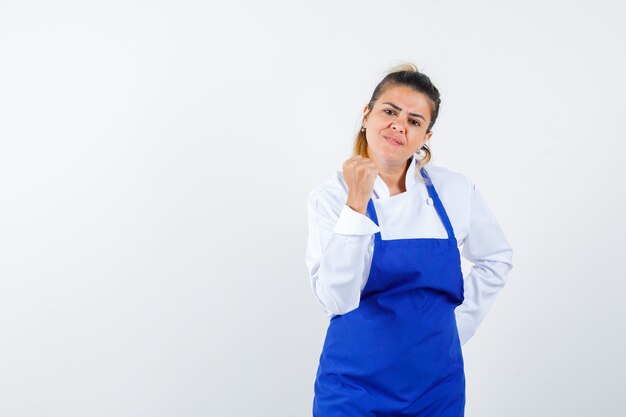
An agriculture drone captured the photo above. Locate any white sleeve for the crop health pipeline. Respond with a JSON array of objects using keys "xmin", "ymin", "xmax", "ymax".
[
  {"xmin": 305, "ymin": 190, "xmax": 378, "ymax": 316},
  {"xmin": 454, "ymin": 180, "xmax": 514, "ymax": 346}
]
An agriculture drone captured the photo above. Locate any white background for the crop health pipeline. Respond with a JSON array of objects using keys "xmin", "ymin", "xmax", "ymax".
[{"xmin": 1, "ymin": 1, "xmax": 625, "ymax": 416}]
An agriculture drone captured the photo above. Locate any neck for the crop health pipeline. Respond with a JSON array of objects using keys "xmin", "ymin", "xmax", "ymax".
[{"xmin": 371, "ymin": 156, "xmax": 412, "ymax": 196}]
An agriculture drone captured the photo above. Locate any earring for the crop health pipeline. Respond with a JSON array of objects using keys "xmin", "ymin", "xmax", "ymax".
[{"xmin": 361, "ymin": 126, "xmax": 366, "ymax": 132}]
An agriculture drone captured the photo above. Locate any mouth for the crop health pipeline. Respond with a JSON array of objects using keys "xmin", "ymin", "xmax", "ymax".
[{"xmin": 383, "ymin": 135, "xmax": 403, "ymax": 146}]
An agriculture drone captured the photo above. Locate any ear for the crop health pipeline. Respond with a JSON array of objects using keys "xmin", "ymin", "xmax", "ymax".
[
  {"xmin": 423, "ymin": 130, "xmax": 433, "ymax": 142},
  {"xmin": 362, "ymin": 104, "xmax": 370, "ymax": 123}
]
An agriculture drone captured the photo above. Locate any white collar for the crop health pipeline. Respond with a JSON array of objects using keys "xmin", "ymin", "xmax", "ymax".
[{"xmin": 373, "ymin": 155, "xmax": 421, "ymax": 198}]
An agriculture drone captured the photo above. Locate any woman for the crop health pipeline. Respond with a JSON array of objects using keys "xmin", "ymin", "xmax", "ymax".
[{"xmin": 305, "ymin": 64, "xmax": 513, "ymax": 416}]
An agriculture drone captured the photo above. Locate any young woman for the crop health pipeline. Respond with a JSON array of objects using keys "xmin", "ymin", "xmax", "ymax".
[{"xmin": 306, "ymin": 64, "xmax": 513, "ymax": 416}]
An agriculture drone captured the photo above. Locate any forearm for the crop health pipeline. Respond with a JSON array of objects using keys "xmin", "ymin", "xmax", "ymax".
[
  {"xmin": 311, "ymin": 233, "xmax": 373, "ymax": 315},
  {"xmin": 455, "ymin": 258, "xmax": 512, "ymax": 345},
  {"xmin": 306, "ymin": 192, "xmax": 378, "ymax": 316}
]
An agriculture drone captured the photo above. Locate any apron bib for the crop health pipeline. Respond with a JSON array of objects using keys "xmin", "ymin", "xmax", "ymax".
[{"xmin": 313, "ymin": 168, "xmax": 465, "ymax": 417}]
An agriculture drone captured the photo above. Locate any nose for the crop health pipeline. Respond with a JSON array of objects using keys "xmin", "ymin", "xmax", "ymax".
[{"xmin": 391, "ymin": 122, "xmax": 405, "ymax": 133}]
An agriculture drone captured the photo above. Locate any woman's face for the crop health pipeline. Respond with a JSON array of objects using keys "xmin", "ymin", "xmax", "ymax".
[{"xmin": 362, "ymin": 85, "xmax": 433, "ymax": 167}]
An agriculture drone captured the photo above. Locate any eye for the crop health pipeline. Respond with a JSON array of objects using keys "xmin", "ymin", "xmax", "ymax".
[
  {"xmin": 410, "ymin": 119, "xmax": 421, "ymax": 127},
  {"xmin": 383, "ymin": 109, "xmax": 396, "ymax": 116}
]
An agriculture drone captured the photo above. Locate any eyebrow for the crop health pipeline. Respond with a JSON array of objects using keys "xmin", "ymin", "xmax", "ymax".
[{"xmin": 382, "ymin": 102, "xmax": 426, "ymax": 121}]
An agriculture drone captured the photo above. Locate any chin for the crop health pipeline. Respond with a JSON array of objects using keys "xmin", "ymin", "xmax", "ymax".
[
  {"xmin": 377, "ymin": 154, "xmax": 412, "ymax": 167},
  {"xmin": 368, "ymin": 146, "xmax": 411, "ymax": 165}
]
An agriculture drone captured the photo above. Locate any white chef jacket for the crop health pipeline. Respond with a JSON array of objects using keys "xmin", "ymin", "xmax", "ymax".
[{"xmin": 305, "ymin": 155, "xmax": 513, "ymax": 346}]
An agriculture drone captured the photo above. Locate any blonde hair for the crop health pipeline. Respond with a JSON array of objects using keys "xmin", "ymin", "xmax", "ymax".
[{"xmin": 353, "ymin": 63, "xmax": 441, "ymax": 182}]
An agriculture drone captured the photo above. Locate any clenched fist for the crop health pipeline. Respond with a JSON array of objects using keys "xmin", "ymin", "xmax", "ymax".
[{"xmin": 342, "ymin": 156, "xmax": 379, "ymax": 214}]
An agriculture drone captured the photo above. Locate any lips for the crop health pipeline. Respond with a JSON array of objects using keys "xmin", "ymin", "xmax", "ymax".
[{"xmin": 383, "ymin": 135, "xmax": 403, "ymax": 146}]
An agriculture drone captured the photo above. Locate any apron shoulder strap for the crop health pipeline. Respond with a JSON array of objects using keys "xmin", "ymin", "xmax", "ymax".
[
  {"xmin": 366, "ymin": 199, "xmax": 382, "ymax": 242},
  {"xmin": 420, "ymin": 167, "xmax": 457, "ymax": 241}
]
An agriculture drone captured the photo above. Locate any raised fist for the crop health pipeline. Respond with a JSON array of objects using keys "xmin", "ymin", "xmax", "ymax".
[{"xmin": 342, "ymin": 156, "xmax": 379, "ymax": 214}]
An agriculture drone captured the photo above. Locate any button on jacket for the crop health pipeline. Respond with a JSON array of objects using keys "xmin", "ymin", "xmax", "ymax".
[{"xmin": 305, "ymin": 156, "xmax": 513, "ymax": 346}]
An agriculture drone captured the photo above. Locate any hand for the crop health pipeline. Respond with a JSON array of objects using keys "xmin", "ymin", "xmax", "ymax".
[{"xmin": 342, "ymin": 156, "xmax": 378, "ymax": 214}]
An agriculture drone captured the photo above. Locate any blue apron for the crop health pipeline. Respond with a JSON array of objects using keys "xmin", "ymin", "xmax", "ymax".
[{"xmin": 313, "ymin": 168, "xmax": 465, "ymax": 417}]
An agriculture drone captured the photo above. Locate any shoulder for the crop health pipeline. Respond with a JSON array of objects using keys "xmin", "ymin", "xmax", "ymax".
[
  {"xmin": 307, "ymin": 171, "xmax": 349, "ymax": 219},
  {"xmin": 423, "ymin": 164, "xmax": 474, "ymax": 219},
  {"xmin": 424, "ymin": 164, "xmax": 473, "ymax": 195}
]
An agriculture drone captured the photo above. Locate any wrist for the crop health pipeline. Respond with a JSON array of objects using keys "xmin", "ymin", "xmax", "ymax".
[{"xmin": 346, "ymin": 195, "xmax": 368, "ymax": 214}]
